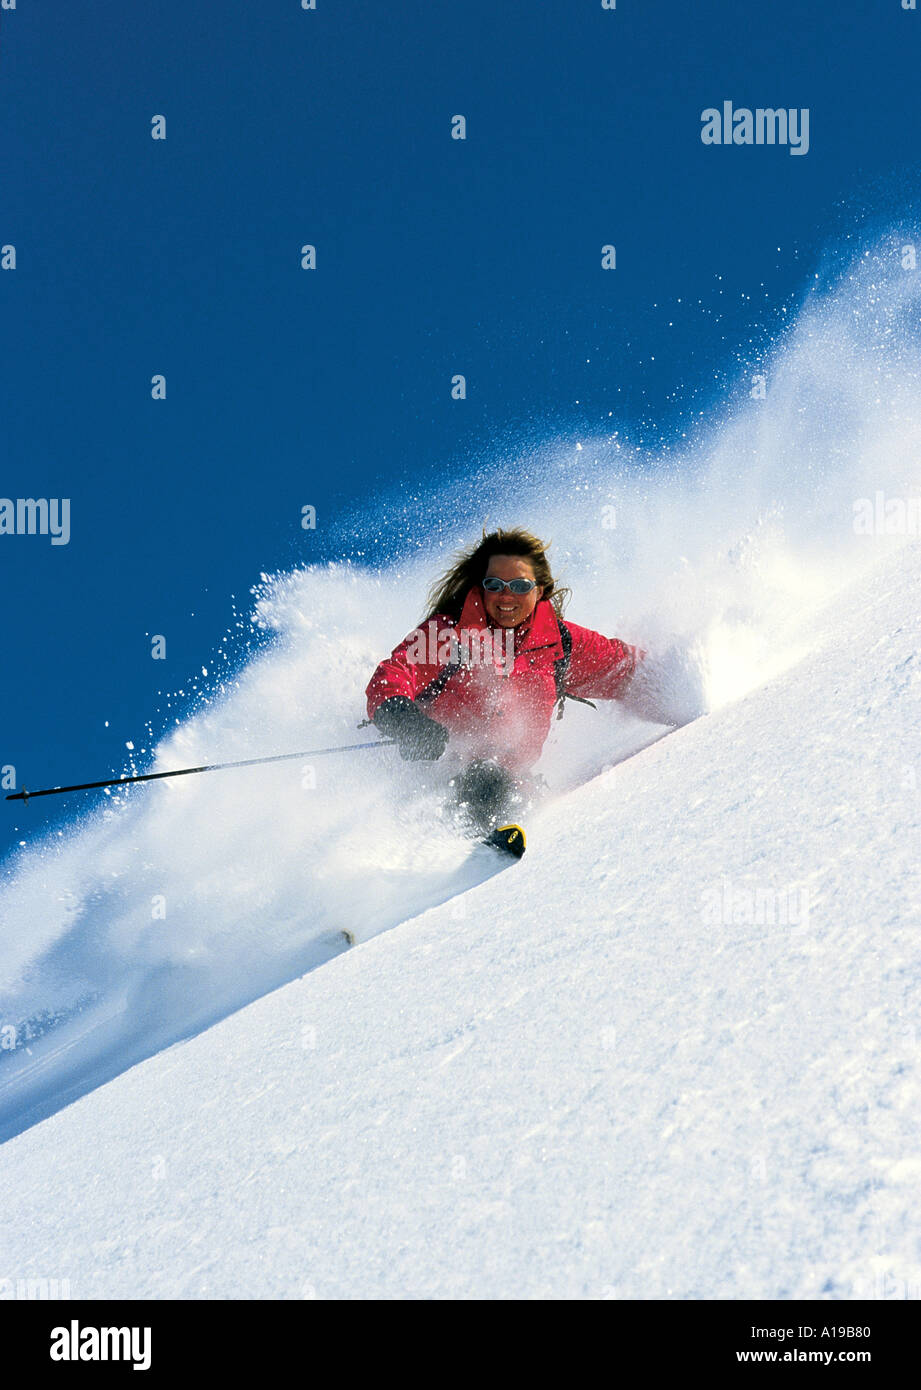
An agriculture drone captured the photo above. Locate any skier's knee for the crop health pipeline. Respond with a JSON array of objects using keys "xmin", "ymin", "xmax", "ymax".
[{"xmin": 451, "ymin": 759, "xmax": 521, "ymax": 832}]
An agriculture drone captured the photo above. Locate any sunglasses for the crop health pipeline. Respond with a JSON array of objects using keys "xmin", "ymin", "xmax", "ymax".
[{"xmin": 482, "ymin": 577, "xmax": 537, "ymax": 595}]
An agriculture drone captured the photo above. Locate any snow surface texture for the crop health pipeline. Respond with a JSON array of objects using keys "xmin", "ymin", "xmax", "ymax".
[{"xmin": 1, "ymin": 234, "xmax": 920, "ymax": 1296}]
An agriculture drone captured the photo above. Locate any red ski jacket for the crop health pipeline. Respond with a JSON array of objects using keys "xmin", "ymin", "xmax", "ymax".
[{"xmin": 366, "ymin": 587, "xmax": 641, "ymax": 772}]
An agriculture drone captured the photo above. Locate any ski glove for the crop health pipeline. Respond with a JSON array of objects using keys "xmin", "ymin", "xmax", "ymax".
[{"xmin": 372, "ymin": 696, "xmax": 449, "ymax": 761}]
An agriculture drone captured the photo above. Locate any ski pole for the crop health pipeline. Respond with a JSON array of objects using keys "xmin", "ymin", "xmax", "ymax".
[{"xmin": 5, "ymin": 739, "xmax": 396, "ymax": 804}]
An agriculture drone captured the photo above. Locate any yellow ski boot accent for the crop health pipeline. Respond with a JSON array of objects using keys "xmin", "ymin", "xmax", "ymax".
[{"xmin": 487, "ymin": 824, "xmax": 527, "ymax": 858}]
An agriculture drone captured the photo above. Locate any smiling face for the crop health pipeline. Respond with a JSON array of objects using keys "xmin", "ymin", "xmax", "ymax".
[{"xmin": 481, "ymin": 554, "xmax": 543, "ymax": 628}]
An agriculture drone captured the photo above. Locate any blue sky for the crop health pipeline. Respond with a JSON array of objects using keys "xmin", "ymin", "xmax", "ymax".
[{"xmin": 2, "ymin": 0, "xmax": 919, "ymax": 859}]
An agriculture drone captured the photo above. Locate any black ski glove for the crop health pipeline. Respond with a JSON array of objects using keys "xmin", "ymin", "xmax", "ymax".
[{"xmin": 372, "ymin": 696, "xmax": 449, "ymax": 761}]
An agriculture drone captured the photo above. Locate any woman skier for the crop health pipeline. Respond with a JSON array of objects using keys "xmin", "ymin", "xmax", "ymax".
[{"xmin": 365, "ymin": 528, "xmax": 645, "ymax": 856}]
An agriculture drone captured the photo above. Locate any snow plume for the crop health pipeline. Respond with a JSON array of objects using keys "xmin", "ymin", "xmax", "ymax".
[
  {"xmin": 365, "ymin": 230, "xmax": 921, "ymax": 721},
  {"xmin": 2, "ymin": 229, "xmax": 920, "ymax": 1139}
]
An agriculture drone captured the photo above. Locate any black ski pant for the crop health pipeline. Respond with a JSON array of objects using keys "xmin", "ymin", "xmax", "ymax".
[{"xmin": 449, "ymin": 759, "xmax": 525, "ymax": 835}]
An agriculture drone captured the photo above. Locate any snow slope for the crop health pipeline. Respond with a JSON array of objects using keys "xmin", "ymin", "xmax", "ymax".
[
  {"xmin": 4, "ymin": 231, "xmax": 921, "ymax": 1146},
  {"xmin": 1, "ymin": 539, "xmax": 919, "ymax": 1300}
]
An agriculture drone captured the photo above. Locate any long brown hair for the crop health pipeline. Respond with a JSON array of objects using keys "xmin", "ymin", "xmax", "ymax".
[{"xmin": 424, "ymin": 527, "xmax": 570, "ymax": 622}]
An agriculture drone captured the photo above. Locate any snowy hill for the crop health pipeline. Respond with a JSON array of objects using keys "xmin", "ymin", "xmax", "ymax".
[{"xmin": 2, "ymin": 539, "xmax": 919, "ymax": 1300}]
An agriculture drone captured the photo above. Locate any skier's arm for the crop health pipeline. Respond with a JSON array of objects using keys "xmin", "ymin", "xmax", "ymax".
[
  {"xmin": 365, "ymin": 632, "xmax": 427, "ymax": 715},
  {"xmin": 563, "ymin": 621, "xmax": 644, "ymax": 701},
  {"xmin": 567, "ymin": 624, "xmax": 706, "ymax": 726},
  {"xmin": 365, "ymin": 626, "xmax": 449, "ymax": 760},
  {"xmin": 366, "ymin": 613, "xmax": 459, "ymax": 715}
]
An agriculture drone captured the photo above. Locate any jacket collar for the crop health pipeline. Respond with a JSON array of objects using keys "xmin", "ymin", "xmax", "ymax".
[{"xmin": 457, "ymin": 588, "xmax": 563, "ymax": 657}]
